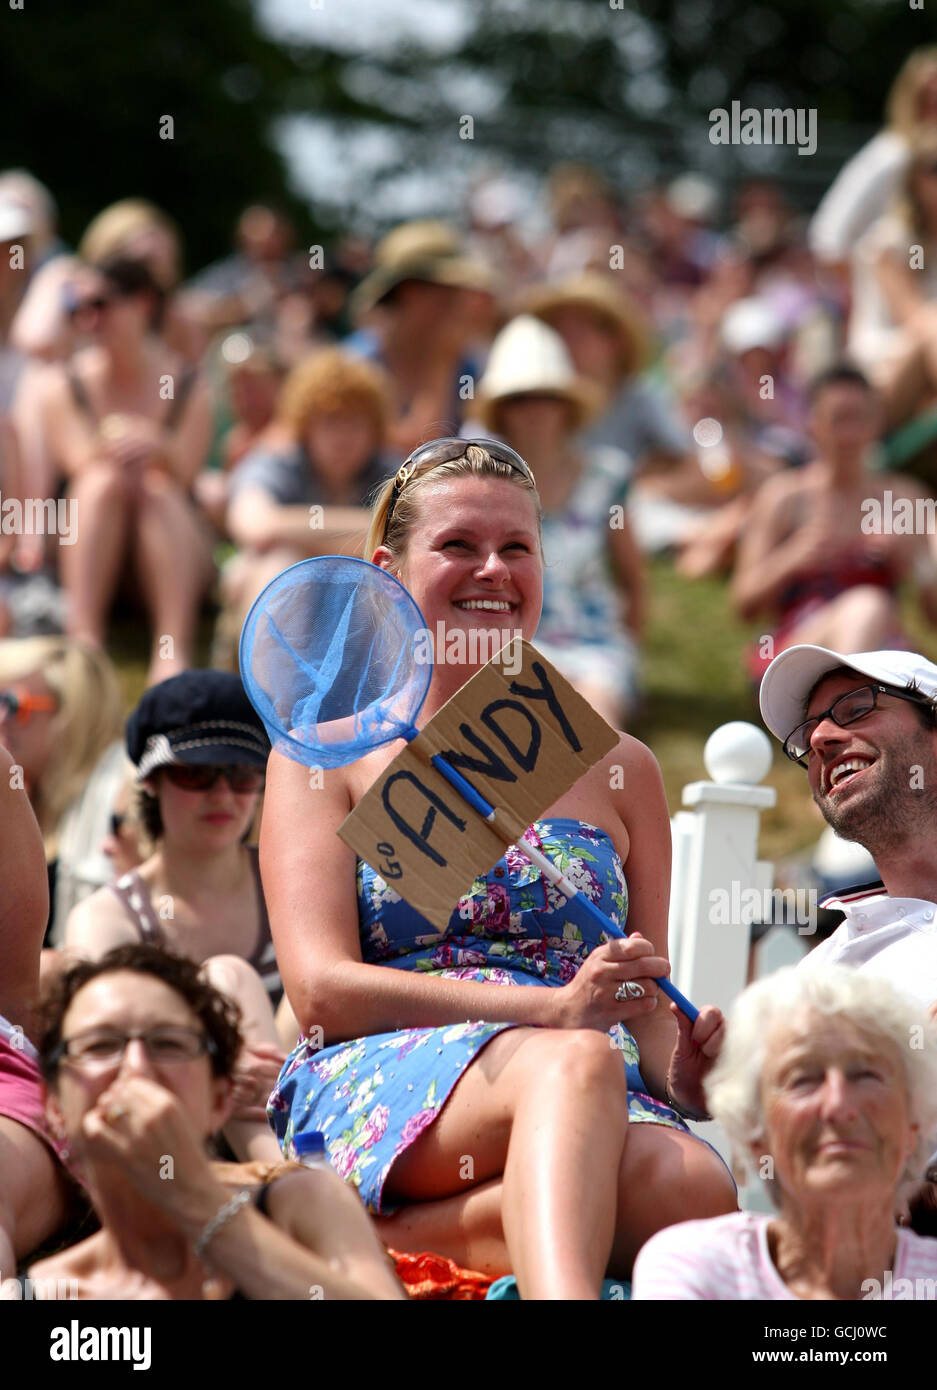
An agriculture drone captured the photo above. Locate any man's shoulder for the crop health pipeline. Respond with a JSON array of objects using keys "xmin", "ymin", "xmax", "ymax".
[{"xmin": 805, "ymin": 883, "xmax": 937, "ymax": 1004}]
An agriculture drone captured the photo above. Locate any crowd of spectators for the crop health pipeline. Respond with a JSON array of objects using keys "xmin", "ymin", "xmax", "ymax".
[{"xmin": 2, "ymin": 45, "xmax": 937, "ymax": 1303}]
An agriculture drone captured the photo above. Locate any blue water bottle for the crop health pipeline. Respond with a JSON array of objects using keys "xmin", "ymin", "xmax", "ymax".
[{"xmin": 292, "ymin": 1130, "xmax": 329, "ymax": 1170}]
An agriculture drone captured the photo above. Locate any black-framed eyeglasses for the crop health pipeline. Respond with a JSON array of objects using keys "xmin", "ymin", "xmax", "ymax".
[
  {"xmin": 783, "ymin": 683, "xmax": 933, "ymax": 765},
  {"xmin": 383, "ymin": 438, "xmax": 536, "ymax": 539},
  {"xmin": 50, "ymin": 1027, "xmax": 217, "ymax": 1071}
]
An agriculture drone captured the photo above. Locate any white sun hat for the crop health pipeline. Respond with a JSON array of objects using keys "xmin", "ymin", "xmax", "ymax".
[
  {"xmin": 720, "ymin": 296, "xmax": 786, "ymax": 356},
  {"xmin": 759, "ymin": 644, "xmax": 937, "ymax": 744},
  {"xmin": 474, "ymin": 313, "xmax": 600, "ymax": 430},
  {"xmin": 0, "ymin": 198, "xmax": 34, "ymax": 244}
]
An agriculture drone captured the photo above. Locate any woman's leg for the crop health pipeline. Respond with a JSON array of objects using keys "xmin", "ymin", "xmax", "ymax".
[
  {"xmin": 59, "ymin": 465, "xmax": 131, "ymax": 647},
  {"xmin": 376, "ymin": 1177, "xmax": 509, "ymax": 1277},
  {"xmin": 785, "ymin": 585, "xmax": 900, "ymax": 654},
  {"xmin": 379, "ymin": 1123, "xmax": 738, "ymax": 1283},
  {"xmin": 0, "ymin": 1118, "xmax": 70, "ymax": 1267},
  {"xmin": 131, "ymin": 473, "xmax": 215, "ymax": 685},
  {"xmin": 200, "ymin": 954, "xmax": 284, "ymax": 1163},
  {"xmin": 275, "ymin": 993, "xmax": 302, "ymax": 1053},
  {"xmin": 605, "ymin": 1123, "xmax": 738, "ymax": 1275},
  {"xmin": 384, "ymin": 1026, "xmax": 631, "ymax": 1300}
]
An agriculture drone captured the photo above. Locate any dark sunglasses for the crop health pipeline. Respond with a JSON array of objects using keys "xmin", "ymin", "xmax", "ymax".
[
  {"xmin": 0, "ymin": 687, "xmax": 59, "ymax": 724},
  {"xmin": 68, "ymin": 294, "xmax": 112, "ymax": 319},
  {"xmin": 162, "ymin": 764, "xmax": 265, "ymax": 793},
  {"xmin": 783, "ymin": 683, "xmax": 933, "ymax": 765},
  {"xmin": 383, "ymin": 438, "xmax": 536, "ymax": 538}
]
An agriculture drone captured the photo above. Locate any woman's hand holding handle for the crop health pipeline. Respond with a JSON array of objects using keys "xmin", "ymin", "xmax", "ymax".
[{"xmin": 552, "ymin": 934, "xmax": 669, "ymax": 1032}]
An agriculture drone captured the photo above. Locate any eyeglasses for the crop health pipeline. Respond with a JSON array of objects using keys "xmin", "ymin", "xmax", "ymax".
[
  {"xmin": 383, "ymin": 438, "xmax": 536, "ymax": 538},
  {"xmin": 0, "ymin": 688, "xmax": 59, "ymax": 724},
  {"xmin": 51, "ymin": 1026, "xmax": 216, "ymax": 1071},
  {"xmin": 783, "ymin": 683, "xmax": 933, "ymax": 765},
  {"xmin": 162, "ymin": 763, "xmax": 265, "ymax": 793}
]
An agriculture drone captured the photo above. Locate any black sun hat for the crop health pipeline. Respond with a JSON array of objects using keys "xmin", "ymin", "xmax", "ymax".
[{"xmin": 126, "ymin": 670, "xmax": 270, "ymax": 780}]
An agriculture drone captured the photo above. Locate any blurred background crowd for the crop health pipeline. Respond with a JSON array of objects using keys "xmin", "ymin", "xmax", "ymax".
[{"xmin": 2, "ymin": 23, "xmax": 937, "ymax": 945}]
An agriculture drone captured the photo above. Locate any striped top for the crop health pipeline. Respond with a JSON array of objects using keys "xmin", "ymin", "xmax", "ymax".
[
  {"xmin": 108, "ymin": 846, "xmax": 282, "ymax": 1008},
  {"xmin": 631, "ymin": 1211, "xmax": 937, "ymax": 1300}
]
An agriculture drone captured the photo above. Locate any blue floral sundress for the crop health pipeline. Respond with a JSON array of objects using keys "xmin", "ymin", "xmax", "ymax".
[{"xmin": 268, "ymin": 817, "xmax": 700, "ymax": 1213}]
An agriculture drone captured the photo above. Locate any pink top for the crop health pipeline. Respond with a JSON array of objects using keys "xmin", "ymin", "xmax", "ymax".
[
  {"xmin": 0, "ymin": 1012, "xmax": 82, "ymax": 1183},
  {"xmin": 631, "ymin": 1211, "xmax": 937, "ymax": 1300}
]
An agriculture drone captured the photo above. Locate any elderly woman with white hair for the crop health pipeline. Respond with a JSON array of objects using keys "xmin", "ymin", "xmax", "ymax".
[{"xmin": 632, "ymin": 966, "xmax": 937, "ymax": 1300}]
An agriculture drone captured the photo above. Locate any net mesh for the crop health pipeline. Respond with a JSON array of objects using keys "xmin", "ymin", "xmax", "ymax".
[{"xmin": 238, "ymin": 556, "xmax": 431, "ymax": 769}]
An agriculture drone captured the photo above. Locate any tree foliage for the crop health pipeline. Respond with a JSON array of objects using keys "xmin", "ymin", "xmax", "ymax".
[{"xmin": 0, "ymin": 0, "xmax": 927, "ymax": 260}]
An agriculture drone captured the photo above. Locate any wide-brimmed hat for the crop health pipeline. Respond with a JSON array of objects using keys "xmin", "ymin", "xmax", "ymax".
[
  {"xmin": 350, "ymin": 219, "xmax": 495, "ymax": 320},
  {"xmin": 522, "ymin": 273, "xmax": 651, "ymax": 379},
  {"xmin": 474, "ymin": 314, "xmax": 601, "ymax": 431},
  {"xmin": 759, "ymin": 645, "xmax": 937, "ymax": 745},
  {"xmin": 127, "ymin": 670, "xmax": 270, "ymax": 780}
]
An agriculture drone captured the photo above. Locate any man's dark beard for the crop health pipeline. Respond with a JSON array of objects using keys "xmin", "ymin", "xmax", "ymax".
[{"xmin": 814, "ymin": 748, "xmax": 937, "ymax": 855}]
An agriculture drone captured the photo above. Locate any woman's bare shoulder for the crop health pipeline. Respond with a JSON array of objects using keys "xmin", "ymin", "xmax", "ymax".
[
  {"xmin": 591, "ymin": 730, "xmax": 662, "ymax": 786},
  {"xmin": 64, "ymin": 883, "xmax": 138, "ymax": 955}
]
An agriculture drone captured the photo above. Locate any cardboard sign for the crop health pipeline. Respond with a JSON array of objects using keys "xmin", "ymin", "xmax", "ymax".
[{"xmin": 339, "ymin": 640, "xmax": 618, "ymax": 930}]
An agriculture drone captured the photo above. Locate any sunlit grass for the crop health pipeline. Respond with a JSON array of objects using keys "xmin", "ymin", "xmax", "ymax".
[{"xmin": 634, "ymin": 558, "xmax": 937, "ymax": 864}]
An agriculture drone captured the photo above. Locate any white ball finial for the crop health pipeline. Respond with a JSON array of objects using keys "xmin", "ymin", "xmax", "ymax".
[{"xmin": 704, "ymin": 721, "xmax": 773, "ymax": 785}]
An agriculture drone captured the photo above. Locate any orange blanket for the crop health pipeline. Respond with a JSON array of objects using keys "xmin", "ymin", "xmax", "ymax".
[{"xmin": 388, "ymin": 1248, "xmax": 494, "ymax": 1301}]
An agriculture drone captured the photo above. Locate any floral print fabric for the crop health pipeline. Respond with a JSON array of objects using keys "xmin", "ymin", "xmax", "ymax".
[{"xmin": 267, "ymin": 818, "xmax": 695, "ymax": 1213}]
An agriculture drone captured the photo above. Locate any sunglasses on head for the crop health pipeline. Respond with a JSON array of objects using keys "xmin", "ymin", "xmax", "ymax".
[
  {"xmin": 0, "ymin": 687, "xmax": 59, "ymax": 724},
  {"xmin": 383, "ymin": 438, "xmax": 536, "ymax": 538},
  {"xmin": 161, "ymin": 764, "xmax": 265, "ymax": 793}
]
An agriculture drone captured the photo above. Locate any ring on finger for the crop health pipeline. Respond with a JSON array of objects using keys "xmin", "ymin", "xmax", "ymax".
[
  {"xmin": 614, "ymin": 980, "xmax": 646, "ymax": 1002},
  {"xmin": 105, "ymin": 1103, "xmax": 127, "ymax": 1123}
]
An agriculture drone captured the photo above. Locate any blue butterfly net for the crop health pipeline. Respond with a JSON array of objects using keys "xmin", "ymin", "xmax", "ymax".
[{"xmin": 238, "ymin": 556, "xmax": 432, "ymax": 769}]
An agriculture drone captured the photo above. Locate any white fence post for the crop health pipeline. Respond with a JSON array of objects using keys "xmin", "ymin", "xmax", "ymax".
[
  {"xmin": 670, "ymin": 721, "xmax": 777, "ymax": 1016},
  {"xmin": 667, "ymin": 721, "xmax": 778, "ymax": 1206}
]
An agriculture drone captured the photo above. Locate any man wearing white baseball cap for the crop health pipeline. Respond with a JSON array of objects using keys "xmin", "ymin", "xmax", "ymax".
[
  {"xmin": 760, "ymin": 642, "xmax": 937, "ymax": 1007},
  {"xmin": 760, "ymin": 643, "xmax": 937, "ymax": 1230}
]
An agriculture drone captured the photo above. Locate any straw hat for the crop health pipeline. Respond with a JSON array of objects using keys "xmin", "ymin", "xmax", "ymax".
[
  {"xmin": 350, "ymin": 219, "xmax": 495, "ymax": 320},
  {"xmin": 522, "ymin": 272, "xmax": 651, "ymax": 380},
  {"xmin": 474, "ymin": 315, "xmax": 601, "ymax": 431}
]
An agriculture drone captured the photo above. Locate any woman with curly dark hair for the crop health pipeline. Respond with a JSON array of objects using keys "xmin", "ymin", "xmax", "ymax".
[{"xmin": 28, "ymin": 944, "xmax": 404, "ymax": 1300}]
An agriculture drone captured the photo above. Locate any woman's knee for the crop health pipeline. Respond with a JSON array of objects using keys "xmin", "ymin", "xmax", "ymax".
[
  {"xmin": 511, "ymin": 1027, "xmax": 629, "ymax": 1102},
  {"xmin": 609, "ymin": 1128, "xmax": 737, "ymax": 1274},
  {"xmin": 623, "ymin": 1126, "xmax": 737, "ymax": 1219},
  {"xmin": 139, "ymin": 469, "xmax": 183, "ymax": 503},
  {"xmin": 69, "ymin": 462, "xmax": 129, "ymax": 509},
  {"xmin": 200, "ymin": 954, "xmax": 278, "ymax": 1040}
]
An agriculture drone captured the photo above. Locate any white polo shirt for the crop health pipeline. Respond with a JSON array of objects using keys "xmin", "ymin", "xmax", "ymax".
[{"xmin": 804, "ymin": 884, "xmax": 937, "ymax": 1009}]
